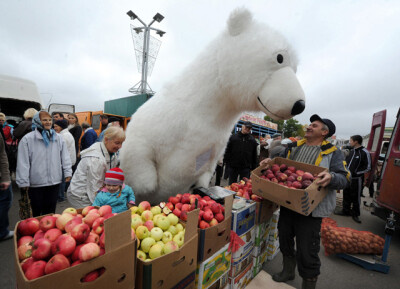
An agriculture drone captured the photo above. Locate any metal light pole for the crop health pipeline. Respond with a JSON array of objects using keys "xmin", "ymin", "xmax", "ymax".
[{"xmin": 127, "ymin": 11, "xmax": 165, "ymax": 95}]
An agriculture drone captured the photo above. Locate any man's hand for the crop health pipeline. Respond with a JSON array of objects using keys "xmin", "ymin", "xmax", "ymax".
[
  {"xmin": 259, "ymin": 158, "xmax": 271, "ymax": 167},
  {"xmin": 316, "ymin": 172, "xmax": 332, "ymax": 187},
  {"xmin": 65, "ymin": 177, "xmax": 71, "ymax": 182},
  {"xmin": 0, "ymin": 182, "xmax": 11, "ymax": 190}
]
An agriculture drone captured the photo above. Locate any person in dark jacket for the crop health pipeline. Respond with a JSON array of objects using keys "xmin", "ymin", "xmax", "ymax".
[
  {"xmin": 335, "ymin": 135, "xmax": 371, "ymax": 223},
  {"xmin": 80, "ymin": 122, "xmax": 98, "ymax": 151},
  {"xmin": 0, "ymin": 134, "xmax": 13, "ymax": 241},
  {"xmin": 67, "ymin": 113, "xmax": 82, "ymax": 171},
  {"xmin": 13, "ymin": 108, "xmax": 38, "ymax": 143},
  {"xmin": 224, "ymin": 121, "xmax": 258, "ymax": 184}
]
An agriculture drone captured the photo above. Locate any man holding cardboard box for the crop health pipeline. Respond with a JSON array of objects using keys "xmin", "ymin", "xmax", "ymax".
[{"xmin": 261, "ymin": 114, "xmax": 350, "ymax": 289}]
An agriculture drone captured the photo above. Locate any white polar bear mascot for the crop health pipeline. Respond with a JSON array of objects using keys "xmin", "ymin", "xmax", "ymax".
[{"xmin": 120, "ymin": 8, "xmax": 305, "ymax": 204}]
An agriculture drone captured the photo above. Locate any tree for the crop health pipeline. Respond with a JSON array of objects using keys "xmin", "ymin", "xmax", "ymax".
[
  {"xmin": 264, "ymin": 115, "xmax": 284, "ymax": 131},
  {"xmin": 283, "ymin": 118, "xmax": 303, "ymax": 138}
]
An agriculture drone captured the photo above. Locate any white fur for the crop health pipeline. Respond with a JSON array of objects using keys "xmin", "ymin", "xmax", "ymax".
[{"xmin": 120, "ymin": 7, "xmax": 305, "ymax": 204}]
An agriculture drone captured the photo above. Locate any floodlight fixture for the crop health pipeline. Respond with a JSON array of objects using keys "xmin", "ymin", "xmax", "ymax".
[
  {"xmin": 126, "ymin": 10, "xmax": 137, "ymax": 20},
  {"xmin": 134, "ymin": 28, "xmax": 143, "ymax": 34},
  {"xmin": 156, "ymin": 30, "xmax": 166, "ymax": 37},
  {"xmin": 153, "ymin": 13, "xmax": 164, "ymax": 23}
]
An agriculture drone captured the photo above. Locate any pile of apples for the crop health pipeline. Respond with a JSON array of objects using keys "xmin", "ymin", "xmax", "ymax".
[
  {"xmin": 259, "ymin": 163, "xmax": 316, "ymax": 189},
  {"xmin": 163, "ymin": 193, "xmax": 225, "ymax": 229},
  {"xmin": 225, "ymin": 178, "xmax": 263, "ymax": 202},
  {"xmin": 16, "ymin": 205, "xmax": 120, "ymax": 282},
  {"xmin": 130, "ymin": 201, "xmax": 186, "ymax": 261}
]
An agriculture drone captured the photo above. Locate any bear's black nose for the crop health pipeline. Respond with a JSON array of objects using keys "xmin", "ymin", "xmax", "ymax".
[{"xmin": 291, "ymin": 100, "xmax": 305, "ymax": 116}]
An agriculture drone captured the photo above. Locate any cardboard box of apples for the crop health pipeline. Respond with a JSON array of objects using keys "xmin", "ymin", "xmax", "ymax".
[
  {"xmin": 14, "ymin": 207, "xmax": 136, "ymax": 289},
  {"xmin": 131, "ymin": 201, "xmax": 199, "ymax": 289},
  {"xmin": 164, "ymin": 193, "xmax": 233, "ymax": 263},
  {"xmin": 251, "ymin": 157, "xmax": 329, "ymax": 216}
]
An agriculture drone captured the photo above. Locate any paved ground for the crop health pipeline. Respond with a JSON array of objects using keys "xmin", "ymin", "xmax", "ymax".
[{"xmin": 1, "ymin": 178, "xmax": 399, "ymax": 289}]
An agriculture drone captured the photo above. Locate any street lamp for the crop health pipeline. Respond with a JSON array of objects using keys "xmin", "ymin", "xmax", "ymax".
[{"xmin": 127, "ymin": 11, "xmax": 166, "ymax": 95}]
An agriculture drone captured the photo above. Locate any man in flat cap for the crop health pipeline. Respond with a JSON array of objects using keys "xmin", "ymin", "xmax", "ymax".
[
  {"xmin": 261, "ymin": 114, "xmax": 350, "ymax": 289},
  {"xmin": 224, "ymin": 121, "xmax": 258, "ymax": 185}
]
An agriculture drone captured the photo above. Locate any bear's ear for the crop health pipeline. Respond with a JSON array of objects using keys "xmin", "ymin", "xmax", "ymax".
[{"xmin": 227, "ymin": 7, "xmax": 253, "ymax": 36}]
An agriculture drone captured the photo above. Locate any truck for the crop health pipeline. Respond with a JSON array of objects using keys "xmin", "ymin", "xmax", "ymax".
[
  {"xmin": 366, "ymin": 109, "xmax": 400, "ymax": 226},
  {"xmin": 75, "ymin": 111, "xmax": 131, "ymax": 136}
]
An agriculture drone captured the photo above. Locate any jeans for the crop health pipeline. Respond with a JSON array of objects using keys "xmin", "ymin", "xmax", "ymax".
[{"xmin": 0, "ymin": 186, "xmax": 13, "ymax": 239}]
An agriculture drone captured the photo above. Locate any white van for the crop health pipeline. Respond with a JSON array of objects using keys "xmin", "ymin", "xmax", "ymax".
[{"xmin": 0, "ymin": 74, "xmax": 43, "ymax": 124}]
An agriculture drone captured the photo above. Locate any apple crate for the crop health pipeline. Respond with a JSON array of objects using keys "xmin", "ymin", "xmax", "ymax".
[
  {"xmin": 14, "ymin": 210, "xmax": 136, "ymax": 289},
  {"xmin": 135, "ymin": 209, "xmax": 199, "ymax": 289},
  {"xmin": 251, "ymin": 157, "xmax": 329, "ymax": 216}
]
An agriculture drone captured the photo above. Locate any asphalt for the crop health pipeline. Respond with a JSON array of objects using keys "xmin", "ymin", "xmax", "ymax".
[{"xmin": 1, "ymin": 180, "xmax": 399, "ymax": 289}]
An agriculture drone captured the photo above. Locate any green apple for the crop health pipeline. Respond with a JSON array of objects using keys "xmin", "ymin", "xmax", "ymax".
[
  {"xmin": 163, "ymin": 240, "xmax": 179, "ymax": 254},
  {"xmin": 173, "ymin": 232, "xmax": 184, "ymax": 247},
  {"xmin": 63, "ymin": 207, "xmax": 78, "ymax": 216},
  {"xmin": 162, "ymin": 231, "xmax": 173, "ymax": 243},
  {"xmin": 141, "ymin": 210, "xmax": 153, "ymax": 222},
  {"xmin": 167, "ymin": 225, "xmax": 178, "ymax": 236},
  {"xmin": 131, "ymin": 216, "xmax": 144, "ymax": 230},
  {"xmin": 137, "ymin": 250, "xmax": 147, "ymax": 261},
  {"xmin": 136, "ymin": 225, "xmax": 150, "ymax": 240},
  {"xmin": 141, "ymin": 237, "xmax": 156, "ymax": 253},
  {"xmin": 156, "ymin": 216, "xmax": 171, "ymax": 231},
  {"xmin": 149, "ymin": 243, "xmax": 163, "ymax": 259},
  {"xmin": 130, "ymin": 206, "xmax": 139, "ymax": 214},
  {"xmin": 167, "ymin": 214, "xmax": 179, "ymax": 226},
  {"xmin": 156, "ymin": 241, "xmax": 165, "ymax": 248},
  {"xmin": 175, "ymin": 223, "xmax": 184, "ymax": 233},
  {"xmin": 151, "ymin": 206, "xmax": 162, "ymax": 216},
  {"xmin": 150, "ymin": 227, "xmax": 164, "ymax": 241}
]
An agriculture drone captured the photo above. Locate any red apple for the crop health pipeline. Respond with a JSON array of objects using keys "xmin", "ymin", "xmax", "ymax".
[
  {"xmin": 45, "ymin": 254, "xmax": 70, "ymax": 274},
  {"xmin": 203, "ymin": 211, "xmax": 214, "ymax": 222},
  {"xmin": 199, "ymin": 220, "xmax": 210, "ymax": 229},
  {"xmin": 18, "ymin": 218, "xmax": 40, "ymax": 236},
  {"xmin": 79, "ymin": 243, "xmax": 101, "ymax": 261},
  {"xmin": 209, "ymin": 218, "xmax": 219, "ymax": 226},
  {"xmin": 71, "ymin": 260, "xmax": 83, "ymax": 266},
  {"xmin": 138, "ymin": 201, "xmax": 151, "ymax": 213},
  {"xmin": 85, "ymin": 232, "xmax": 99, "ymax": 244},
  {"xmin": 44, "ymin": 228, "xmax": 63, "ymax": 242},
  {"xmin": 25, "ymin": 260, "xmax": 46, "ymax": 280},
  {"xmin": 65, "ymin": 216, "xmax": 83, "ymax": 233},
  {"xmin": 39, "ymin": 216, "xmax": 57, "ymax": 232},
  {"xmin": 83, "ymin": 211, "xmax": 101, "ymax": 228},
  {"xmin": 18, "ymin": 243, "xmax": 32, "ymax": 261},
  {"xmin": 56, "ymin": 213, "xmax": 74, "ymax": 231},
  {"xmin": 31, "ymin": 238, "xmax": 52, "ymax": 260},
  {"xmin": 71, "ymin": 244, "xmax": 85, "ymax": 262},
  {"xmin": 296, "ymin": 170, "xmax": 305, "ymax": 176},
  {"xmin": 21, "ymin": 257, "xmax": 34, "ymax": 273},
  {"xmin": 172, "ymin": 208, "xmax": 181, "ymax": 218},
  {"xmin": 297, "ymin": 175, "xmax": 303, "ymax": 182},
  {"xmin": 169, "ymin": 196, "xmax": 179, "ymax": 205},
  {"xmin": 82, "ymin": 206, "xmax": 95, "ymax": 217},
  {"xmin": 70, "ymin": 223, "xmax": 90, "ymax": 244},
  {"xmin": 271, "ymin": 178, "xmax": 279, "ymax": 183},
  {"xmin": 210, "ymin": 203, "xmax": 221, "ymax": 215},
  {"xmin": 52, "ymin": 234, "xmax": 76, "ymax": 256},
  {"xmin": 266, "ymin": 173, "xmax": 275, "ymax": 180},
  {"xmin": 99, "ymin": 232, "xmax": 105, "ymax": 248},
  {"xmin": 271, "ymin": 164, "xmax": 280, "ymax": 173},
  {"xmin": 215, "ymin": 213, "xmax": 224, "ymax": 223},
  {"xmin": 175, "ymin": 203, "xmax": 183, "ymax": 210},
  {"xmin": 181, "ymin": 194, "xmax": 190, "ymax": 204},
  {"xmin": 288, "ymin": 166, "xmax": 296, "ymax": 173},
  {"xmin": 81, "ymin": 270, "xmax": 99, "ymax": 282},
  {"xmin": 143, "ymin": 220, "xmax": 154, "ymax": 231},
  {"xmin": 98, "ymin": 205, "xmax": 113, "ymax": 217},
  {"xmin": 278, "ymin": 173, "xmax": 288, "ymax": 182},
  {"xmin": 18, "ymin": 236, "xmax": 33, "ymax": 247},
  {"xmin": 287, "ymin": 176, "xmax": 296, "ymax": 182},
  {"xmin": 33, "ymin": 230, "xmax": 45, "ymax": 241},
  {"xmin": 92, "ymin": 217, "xmax": 105, "ymax": 235},
  {"xmin": 302, "ymin": 180, "xmax": 313, "ymax": 189},
  {"xmin": 203, "ymin": 196, "xmax": 211, "ymax": 201},
  {"xmin": 292, "ymin": 181, "xmax": 302, "ymax": 189},
  {"xmin": 175, "ymin": 194, "xmax": 182, "ymax": 202},
  {"xmin": 180, "ymin": 210, "xmax": 188, "ymax": 221},
  {"xmin": 166, "ymin": 202, "xmax": 174, "ymax": 211},
  {"xmin": 302, "ymin": 172, "xmax": 314, "ymax": 181},
  {"xmin": 280, "ymin": 164, "xmax": 288, "ymax": 172}
]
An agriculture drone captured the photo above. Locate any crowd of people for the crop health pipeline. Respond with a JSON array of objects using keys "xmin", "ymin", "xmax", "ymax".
[
  {"xmin": 0, "ymin": 109, "xmax": 134, "ymax": 243},
  {"xmin": 0, "ymin": 109, "xmax": 374, "ymax": 289}
]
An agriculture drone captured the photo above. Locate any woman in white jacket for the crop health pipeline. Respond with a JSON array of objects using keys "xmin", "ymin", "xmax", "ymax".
[
  {"xmin": 16, "ymin": 111, "xmax": 72, "ymax": 216},
  {"xmin": 67, "ymin": 126, "xmax": 125, "ymax": 208},
  {"xmin": 54, "ymin": 119, "xmax": 76, "ymax": 201}
]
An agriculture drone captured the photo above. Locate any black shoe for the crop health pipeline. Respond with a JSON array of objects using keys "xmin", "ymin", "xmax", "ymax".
[
  {"xmin": 334, "ymin": 209, "xmax": 351, "ymax": 216},
  {"xmin": 352, "ymin": 216, "xmax": 361, "ymax": 223}
]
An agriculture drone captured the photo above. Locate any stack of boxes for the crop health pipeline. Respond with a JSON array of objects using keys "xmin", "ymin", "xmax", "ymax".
[
  {"xmin": 266, "ymin": 209, "xmax": 280, "ymax": 261},
  {"xmin": 228, "ymin": 197, "xmax": 256, "ymax": 289}
]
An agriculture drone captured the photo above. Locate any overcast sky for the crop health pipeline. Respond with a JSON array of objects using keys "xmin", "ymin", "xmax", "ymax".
[{"xmin": 1, "ymin": 0, "xmax": 399, "ymax": 139}]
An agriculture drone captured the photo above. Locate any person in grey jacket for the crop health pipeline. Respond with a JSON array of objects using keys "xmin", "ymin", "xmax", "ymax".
[
  {"xmin": 261, "ymin": 114, "xmax": 350, "ymax": 289},
  {"xmin": 16, "ymin": 111, "xmax": 72, "ymax": 217}
]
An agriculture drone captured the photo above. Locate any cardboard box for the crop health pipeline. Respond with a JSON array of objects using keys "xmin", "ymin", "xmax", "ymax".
[
  {"xmin": 231, "ymin": 228, "xmax": 255, "ymax": 260},
  {"xmin": 229, "ymin": 248, "xmax": 253, "ymax": 278},
  {"xmin": 252, "ymin": 239, "xmax": 266, "ymax": 258},
  {"xmin": 15, "ymin": 210, "xmax": 136, "ymax": 289},
  {"xmin": 251, "ymin": 157, "xmax": 329, "ymax": 216},
  {"xmin": 207, "ymin": 272, "xmax": 229, "ymax": 289},
  {"xmin": 253, "ymin": 223, "xmax": 268, "ymax": 247},
  {"xmin": 266, "ymin": 239, "xmax": 280, "ymax": 261},
  {"xmin": 228, "ymin": 262, "xmax": 253, "ymax": 289},
  {"xmin": 196, "ymin": 243, "xmax": 231, "ymax": 289},
  {"xmin": 255, "ymin": 200, "xmax": 279, "ymax": 225},
  {"xmin": 252, "ymin": 249, "xmax": 268, "ymax": 278},
  {"xmin": 231, "ymin": 198, "xmax": 256, "ymax": 236},
  {"xmin": 198, "ymin": 195, "xmax": 233, "ymax": 262},
  {"xmin": 136, "ymin": 209, "xmax": 200, "ymax": 289}
]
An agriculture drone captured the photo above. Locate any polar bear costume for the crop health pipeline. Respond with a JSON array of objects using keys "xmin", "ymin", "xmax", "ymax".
[{"xmin": 120, "ymin": 8, "xmax": 305, "ymax": 204}]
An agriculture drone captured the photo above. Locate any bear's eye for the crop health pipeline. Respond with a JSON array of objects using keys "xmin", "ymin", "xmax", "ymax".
[{"xmin": 277, "ymin": 54, "xmax": 284, "ymax": 64}]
